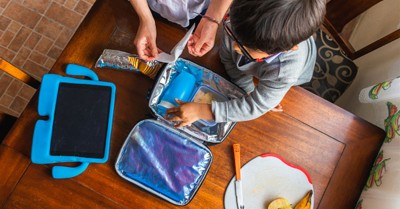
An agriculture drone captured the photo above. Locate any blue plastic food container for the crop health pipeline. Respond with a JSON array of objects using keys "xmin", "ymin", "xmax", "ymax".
[{"xmin": 157, "ymin": 70, "xmax": 196, "ymax": 116}]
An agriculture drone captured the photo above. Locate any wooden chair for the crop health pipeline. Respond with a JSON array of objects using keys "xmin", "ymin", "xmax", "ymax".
[
  {"xmin": 324, "ymin": 0, "xmax": 400, "ymax": 60},
  {"xmin": 0, "ymin": 58, "xmax": 40, "ymax": 142}
]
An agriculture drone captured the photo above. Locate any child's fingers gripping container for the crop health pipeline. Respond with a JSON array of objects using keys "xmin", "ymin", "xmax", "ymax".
[{"xmin": 115, "ymin": 58, "xmax": 245, "ymax": 205}]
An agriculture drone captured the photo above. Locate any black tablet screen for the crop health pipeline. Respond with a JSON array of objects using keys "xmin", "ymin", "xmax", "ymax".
[{"xmin": 50, "ymin": 83, "xmax": 111, "ymax": 158}]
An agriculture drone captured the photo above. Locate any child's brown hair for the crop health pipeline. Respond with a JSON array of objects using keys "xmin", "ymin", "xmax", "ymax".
[{"xmin": 230, "ymin": 0, "xmax": 326, "ymax": 54}]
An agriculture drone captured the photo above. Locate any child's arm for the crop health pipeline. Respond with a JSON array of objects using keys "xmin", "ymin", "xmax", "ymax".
[
  {"xmin": 165, "ymin": 99, "xmax": 214, "ymax": 128},
  {"xmin": 212, "ymin": 78, "xmax": 295, "ymax": 122}
]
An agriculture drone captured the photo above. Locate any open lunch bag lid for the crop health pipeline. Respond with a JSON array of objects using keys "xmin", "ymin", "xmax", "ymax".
[{"xmin": 114, "ymin": 26, "xmax": 245, "ymax": 205}]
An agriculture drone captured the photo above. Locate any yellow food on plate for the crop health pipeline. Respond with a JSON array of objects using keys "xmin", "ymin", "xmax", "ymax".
[
  {"xmin": 267, "ymin": 197, "xmax": 292, "ymax": 209},
  {"xmin": 294, "ymin": 190, "xmax": 313, "ymax": 209}
]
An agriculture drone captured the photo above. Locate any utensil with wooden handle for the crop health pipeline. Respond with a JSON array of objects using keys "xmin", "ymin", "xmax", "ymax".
[{"xmin": 233, "ymin": 144, "xmax": 244, "ymax": 209}]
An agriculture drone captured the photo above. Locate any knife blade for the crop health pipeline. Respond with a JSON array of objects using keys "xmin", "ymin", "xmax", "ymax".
[{"xmin": 233, "ymin": 144, "xmax": 244, "ymax": 209}]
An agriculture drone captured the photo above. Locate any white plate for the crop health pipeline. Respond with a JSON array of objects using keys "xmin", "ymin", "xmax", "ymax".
[{"xmin": 224, "ymin": 154, "xmax": 313, "ymax": 209}]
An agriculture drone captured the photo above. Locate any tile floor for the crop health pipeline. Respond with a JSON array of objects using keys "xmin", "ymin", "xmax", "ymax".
[{"xmin": 0, "ymin": 0, "xmax": 95, "ymax": 116}]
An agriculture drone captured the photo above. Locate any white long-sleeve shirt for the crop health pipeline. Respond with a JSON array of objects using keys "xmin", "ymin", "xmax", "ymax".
[{"xmin": 147, "ymin": 0, "xmax": 210, "ymax": 27}]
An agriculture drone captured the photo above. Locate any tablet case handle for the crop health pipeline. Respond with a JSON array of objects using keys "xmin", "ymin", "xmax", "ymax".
[
  {"xmin": 52, "ymin": 162, "xmax": 90, "ymax": 179},
  {"xmin": 66, "ymin": 64, "xmax": 99, "ymax": 81}
]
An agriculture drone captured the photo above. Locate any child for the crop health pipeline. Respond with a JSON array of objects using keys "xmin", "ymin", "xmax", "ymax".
[{"xmin": 166, "ymin": 0, "xmax": 326, "ymax": 127}]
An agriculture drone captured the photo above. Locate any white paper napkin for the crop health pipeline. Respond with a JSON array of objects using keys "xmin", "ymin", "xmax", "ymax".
[{"xmin": 157, "ymin": 25, "xmax": 195, "ymax": 63}]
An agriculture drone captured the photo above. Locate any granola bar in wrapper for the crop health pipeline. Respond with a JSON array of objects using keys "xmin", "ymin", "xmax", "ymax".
[{"xmin": 95, "ymin": 49, "xmax": 163, "ymax": 79}]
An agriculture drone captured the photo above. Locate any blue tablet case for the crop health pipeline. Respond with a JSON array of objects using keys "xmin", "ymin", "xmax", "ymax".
[{"xmin": 31, "ymin": 64, "xmax": 116, "ymax": 179}]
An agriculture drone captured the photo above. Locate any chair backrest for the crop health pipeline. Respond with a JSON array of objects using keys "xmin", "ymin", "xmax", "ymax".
[
  {"xmin": 324, "ymin": 0, "xmax": 400, "ymax": 59},
  {"xmin": 300, "ymin": 29, "xmax": 358, "ymax": 103},
  {"xmin": 0, "ymin": 58, "xmax": 40, "ymax": 142}
]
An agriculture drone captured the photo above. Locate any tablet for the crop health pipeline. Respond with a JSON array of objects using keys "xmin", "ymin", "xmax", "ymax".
[
  {"xmin": 51, "ymin": 83, "xmax": 112, "ymax": 158},
  {"xmin": 31, "ymin": 64, "xmax": 116, "ymax": 179}
]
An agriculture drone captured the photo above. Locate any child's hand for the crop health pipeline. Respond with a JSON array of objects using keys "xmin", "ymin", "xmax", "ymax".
[
  {"xmin": 271, "ymin": 104, "xmax": 283, "ymax": 112},
  {"xmin": 165, "ymin": 99, "xmax": 214, "ymax": 128}
]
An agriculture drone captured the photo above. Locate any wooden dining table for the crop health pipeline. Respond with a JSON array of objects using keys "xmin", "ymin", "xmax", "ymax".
[{"xmin": 0, "ymin": 0, "xmax": 385, "ymax": 208}]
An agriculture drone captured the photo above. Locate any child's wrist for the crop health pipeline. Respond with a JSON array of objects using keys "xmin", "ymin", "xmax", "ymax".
[{"xmin": 199, "ymin": 103, "xmax": 214, "ymax": 121}]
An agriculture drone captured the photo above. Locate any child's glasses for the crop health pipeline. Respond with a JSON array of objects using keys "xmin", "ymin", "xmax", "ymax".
[
  {"xmin": 222, "ymin": 15, "xmax": 255, "ymax": 62},
  {"xmin": 222, "ymin": 15, "xmax": 280, "ymax": 63}
]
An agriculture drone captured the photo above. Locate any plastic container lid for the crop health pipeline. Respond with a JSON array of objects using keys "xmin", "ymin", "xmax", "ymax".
[{"xmin": 191, "ymin": 85, "xmax": 227, "ymax": 126}]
